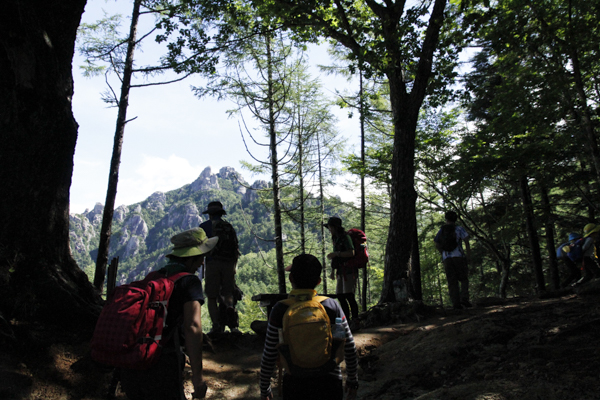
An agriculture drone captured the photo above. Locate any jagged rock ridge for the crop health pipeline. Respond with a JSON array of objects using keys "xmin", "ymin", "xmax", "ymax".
[{"xmin": 69, "ymin": 166, "xmax": 271, "ymax": 284}]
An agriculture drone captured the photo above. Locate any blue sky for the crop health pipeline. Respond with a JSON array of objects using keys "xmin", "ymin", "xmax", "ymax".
[{"xmin": 70, "ymin": 0, "xmax": 361, "ymax": 214}]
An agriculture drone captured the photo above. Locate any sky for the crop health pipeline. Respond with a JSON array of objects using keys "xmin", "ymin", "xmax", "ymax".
[{"xmin": 70, "ymin": 0, "xmax": 361, "ymax": 214}]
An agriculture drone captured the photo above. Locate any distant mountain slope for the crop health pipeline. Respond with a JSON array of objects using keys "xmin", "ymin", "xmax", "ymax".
[{"xmin": 69, "ymin": 166, "xmax": 273, "ymax": 284}]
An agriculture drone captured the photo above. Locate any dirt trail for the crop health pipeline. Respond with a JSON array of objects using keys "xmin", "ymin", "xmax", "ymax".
[{"xmin": 2, "ymin": 290, "xmax": 599, "ymax": 400}]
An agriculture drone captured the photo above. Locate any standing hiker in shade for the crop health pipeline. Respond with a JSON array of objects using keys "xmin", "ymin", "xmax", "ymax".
[
  {"xmin": 199, "ymin": 201, "xmax": 241, "ymax": 335},
  {"xmin": 324, "ymin": 216, "xmax": 360, "ymax": 330},
  {"xmin": 434, "ymin": 211, "xmax": 472, "ymax": 310}
]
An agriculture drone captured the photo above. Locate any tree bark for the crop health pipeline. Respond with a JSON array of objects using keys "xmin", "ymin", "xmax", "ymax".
[
  {"xmin": 0, "ymin": 0, "xmax": 102, "ymax": 329},
  {"xmin": 380, "ymin": 0, "xmax": 447, "ymax": 302}
]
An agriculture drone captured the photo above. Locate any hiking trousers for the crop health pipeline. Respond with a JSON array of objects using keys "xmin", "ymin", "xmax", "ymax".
[
  {"xmin": 443, "ymin": 256, "xmax": 469, "ymax": 309},
  {"xmin": 282, "ymin": 374, "xmax": 343, "ymax": 400},
  {"xmin": 120, "ymin": 348, "xmax": 185, "ymax": 400}
]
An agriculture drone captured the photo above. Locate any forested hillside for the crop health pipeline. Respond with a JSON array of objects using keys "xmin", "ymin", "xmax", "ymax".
[{"xmin": 68, "ymin": 165, "xmax": 370, "ymax": 330}]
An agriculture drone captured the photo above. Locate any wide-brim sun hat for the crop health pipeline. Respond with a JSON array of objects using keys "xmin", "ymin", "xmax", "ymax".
[
  {"xmin": 583, "ymin": 223, "xmax": 600, "ymax": 238},
  {"xmin": 202, "ymin": 201, "xmax": 227, "ymax": 215},
  {"xmin": 166, "ymin": 227, "xmax": 219, "ymax": 258}
]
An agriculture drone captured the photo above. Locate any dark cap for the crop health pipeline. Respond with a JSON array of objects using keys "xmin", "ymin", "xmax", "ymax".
[
  {"xmin": 202, "ymin": 201, "xmax": 227, "ymax": 215},
  {"xmin": 323, "ymin": 216, "xmax": 342, "ymax": 228}
]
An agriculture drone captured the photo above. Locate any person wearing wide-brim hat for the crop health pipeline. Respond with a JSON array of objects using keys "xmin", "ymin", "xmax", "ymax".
[
  {"xmin": 324, "ymin": 216, "xmax": 360, "ymax": 329},
  {"xmin": 199, "ymin": 201, "xmax": 241, "ymax": 335},
  {"xmin": 120, "ymin": 227, "xmax": 217, "ymax": 400},
  {"xmin": 575, "ymin": 223, "xmax": 600, "ymax": 286}
]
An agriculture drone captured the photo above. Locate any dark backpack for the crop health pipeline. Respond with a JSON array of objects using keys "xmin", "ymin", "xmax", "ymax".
[
  {"xmin": 567, "ymin": 238, "xmax": 584, "ymax": 262},
  {"xmin": 345, "ymin": 228, "xmax": 369, "ymax": 269},
  {"xmin": 212, "ymin": 220, "xmax": 239, "ymax": 259},
  {"xmin": 90, "ymin": 271, "xmax": 189, "ymax": 370},
  {"xmin": 439, "ymin": 224, "xmax": 458, "ymax": 252}
]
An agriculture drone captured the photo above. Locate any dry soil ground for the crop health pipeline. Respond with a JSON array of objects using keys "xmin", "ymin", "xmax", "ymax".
[{"xmin": 1, "ymin": 286, "xmax": 599, "ymax": 400}]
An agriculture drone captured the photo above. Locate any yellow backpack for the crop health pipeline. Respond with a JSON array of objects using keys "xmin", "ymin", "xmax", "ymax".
[{"xmin": 277, "ymin": 293, "xmax": 345, "ymax": 377}]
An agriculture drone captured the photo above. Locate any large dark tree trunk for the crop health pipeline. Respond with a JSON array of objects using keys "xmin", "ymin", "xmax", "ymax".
[
  {"xmin": 519, "ymin": 176, "xmax": 546, "ymax": 294},
  {"xmin": 0, "ymin": 0, "xmax": 102, "ymax": 329},
  {"xmin": 380, "ymin": 0, "xmax": 447, "ymax": 302}
]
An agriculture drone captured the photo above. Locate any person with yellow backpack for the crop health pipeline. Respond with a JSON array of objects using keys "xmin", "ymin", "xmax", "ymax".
[
  {"xmin": 575, "ymin": 223, "xmax": 600, "ymax": 286},
  {"xmin": 259, "ymin": 254, "xmax": 359, "ymax": 400}
]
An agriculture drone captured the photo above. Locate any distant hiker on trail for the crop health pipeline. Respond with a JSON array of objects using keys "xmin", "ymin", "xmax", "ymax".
[
  {"xmin": 575, "ymin": 223, "xmax": 600, "ymax": 286},
  {"xmin": 199, "ymin": 201, "xmax": 241, "ymax": 335},
  {"xmin": 259, "ymin": 254, "xmax": 359, "ymax": 400},
  {"xmin": 118, "ymin": 228, "xmax": 217, "ymax": 400},
  {"xmin": 324, "ymin": 216, "xmax": 360, "ymax": 330},
  {"xmin": 556, "ymin": 232, "xmax": 583, "ymax": 288},
  {"xmin": 434, "ymin": 211, "xmax": 472, "ymax": 310}
]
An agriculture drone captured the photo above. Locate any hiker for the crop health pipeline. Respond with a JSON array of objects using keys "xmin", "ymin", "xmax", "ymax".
[
  {"xmin": 575, "ymin": 223, "xmax": 600, "ymax": 285},
  {"xmin": 259, "ymin": 254, "xmax": 359, "ymax": 400},
  {"xmin": 434, "ymin": 211, "xmax": 472, "ymax": 310},
  {"xmin": 119, "ymin": 228, "xmax": 217, "ymax": 400},
  {"xmin": 556, "ymin": 232, "xmax": 582, "ymax": 287},
  {"xmin": 324, "ymin": 216, "xmax": 360, "ymax": 329},
  {"xmin": 199, "ymin": 201, "xmax": 240, "ymax": 335}
]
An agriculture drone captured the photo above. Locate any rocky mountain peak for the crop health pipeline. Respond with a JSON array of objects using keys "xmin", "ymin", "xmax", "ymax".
[{"xmin": 190, "ymin": 166, "xmax": 220, "ymax": 192}]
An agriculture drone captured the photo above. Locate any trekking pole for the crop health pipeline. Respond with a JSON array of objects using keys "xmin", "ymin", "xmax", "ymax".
[
  {"xmin": 106, "ymin": 368, "xmax": 120, "ymax": 400},
  {"xmin": 277, "ymin": 357, "xmax": 283, "ymax": 397}
]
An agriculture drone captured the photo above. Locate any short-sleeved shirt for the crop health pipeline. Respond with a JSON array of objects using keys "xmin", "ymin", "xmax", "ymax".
[
  {"xmin": 331, "ymin": 233, "xmax": 354, "ymax": 270},
  {"xmin": 159, "ymin": 270, "xmax": 205, "ymax": 345},
  {"xmin": 434, "ymin": 225, "xmax": 469, "ymax": 260}
]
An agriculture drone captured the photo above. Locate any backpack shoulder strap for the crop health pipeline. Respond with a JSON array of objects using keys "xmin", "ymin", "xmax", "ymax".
[
  {"xmin": 313, "ymin": 296, "xmax": 329, "ymax": 304},
  {"xmin": 166, "ymin": 271, "xmax": 191, "ymax": 282}
]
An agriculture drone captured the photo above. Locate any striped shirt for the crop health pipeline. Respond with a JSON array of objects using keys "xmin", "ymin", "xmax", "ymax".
[{"xmin": 259, "ymin": 291, "xmax": 358, "ymax": 398}]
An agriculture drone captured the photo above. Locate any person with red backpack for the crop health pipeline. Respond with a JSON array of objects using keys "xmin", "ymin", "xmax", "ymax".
[
  {"xmin": 117, "ymin": 228, "xmax": 218, "ymax": 400},
  {"xmin": 324, "ymin": 216, "xmax": 360, "ymax": 329}
]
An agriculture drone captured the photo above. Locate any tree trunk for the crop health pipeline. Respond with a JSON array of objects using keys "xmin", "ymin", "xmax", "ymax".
[
  {"xmin": 539, "ymin": 182, "xmax": 560, "ymax": 290},
  {"xmin": 94, "ymin": 0, "xmax": 142, "ymax": 291},
  {"xmin": 317, "ymin": 132, "xmax": 328, "ymax": 294},
  {"xmin": 359, "ymin": 71, "xmax": 368, "ymax": 311},
  {"xmin": 0, "ymin": 0, "xmax": 102, "ymax": 328},
  {"xmin": 499, "ymin": 257, "xmax": 511, "ymax": 299},
  {"xmin": 264, "ymin": 35, "xmax": 286, "ymax": 294},
  {"xmin": 380, "ymin": 0, "xmax": 447, "ymax": 303},
  {"xmin": 519, "ymin": 176, "xmax": 546, "ymax": 294}
]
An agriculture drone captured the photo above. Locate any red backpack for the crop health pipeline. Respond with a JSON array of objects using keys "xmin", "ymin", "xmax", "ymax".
[
  {"xmin": 91, "ymin": 271, "xmax": 189, "ymax": 370},
  {"xmin": 345, "ymin": 228, "xmax": 369, "ymax": 269}
]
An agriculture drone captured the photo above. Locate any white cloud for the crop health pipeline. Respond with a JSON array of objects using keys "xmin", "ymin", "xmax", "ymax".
[{"xmin": 116, "ymin": 154, "xmax": 203, "ymax": 205}]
